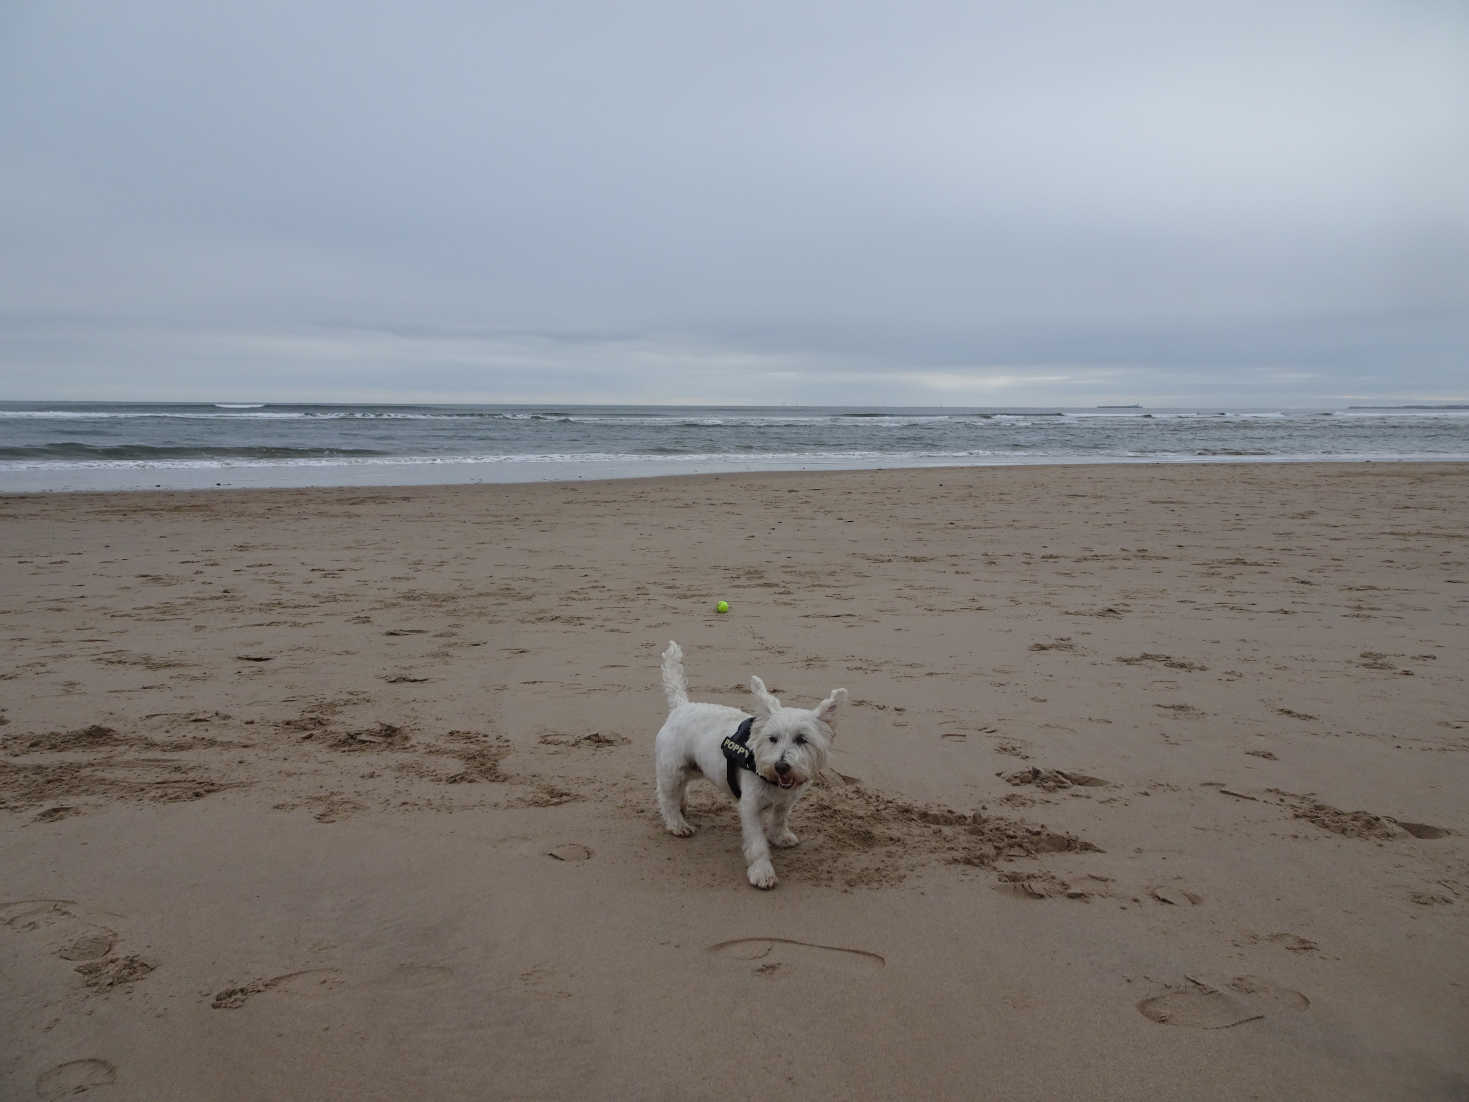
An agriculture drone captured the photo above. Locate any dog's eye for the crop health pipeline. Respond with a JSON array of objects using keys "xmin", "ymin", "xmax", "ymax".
[
  {"xmin": 768, "ymin": 735, "xmax": 777, "ymax": 743},
  {"xmin": 795, "ymin": 735, "xmax": 807, "ymax": 745}
]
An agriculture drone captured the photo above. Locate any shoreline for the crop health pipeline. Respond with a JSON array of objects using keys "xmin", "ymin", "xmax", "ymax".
[
  {"xmin": 3, "ymin": 461, "xmax": 1465, "ymax": 1099},
  {"xmin": 4, "ymin": 450, "xmax": 1468, "ymax": 495}
]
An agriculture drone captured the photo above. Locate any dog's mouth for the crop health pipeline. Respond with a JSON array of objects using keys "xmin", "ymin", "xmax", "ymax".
[{"xmin": 775, "ymin": 773, "xmax": 800, "ymax": 790}]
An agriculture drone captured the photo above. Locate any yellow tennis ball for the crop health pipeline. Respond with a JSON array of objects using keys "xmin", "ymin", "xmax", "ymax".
[{"xmin": 715, "ymin": 600, "xmax": 729, "ymax": 614}]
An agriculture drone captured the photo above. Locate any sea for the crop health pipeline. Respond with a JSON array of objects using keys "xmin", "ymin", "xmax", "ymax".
[{"xmin": 2, "ymin": 401, "xmax": 1468, "ymax": 493}]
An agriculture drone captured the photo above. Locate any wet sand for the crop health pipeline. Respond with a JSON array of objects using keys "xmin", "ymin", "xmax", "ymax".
[{"xmin": 2, "ymin": 462, "xmax": 1466, "ymax": 1099}]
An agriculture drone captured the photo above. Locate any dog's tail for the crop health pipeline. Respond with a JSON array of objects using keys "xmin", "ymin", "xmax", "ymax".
[{"xmin": 661, "ymin": 641, "xmax": 689, "ymax": 711}]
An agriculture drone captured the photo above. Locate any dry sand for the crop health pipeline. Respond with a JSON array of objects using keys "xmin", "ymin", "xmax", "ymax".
[{"xmin": 2, "ymin": 462, "xmax": 1466, "ymax": 1100}]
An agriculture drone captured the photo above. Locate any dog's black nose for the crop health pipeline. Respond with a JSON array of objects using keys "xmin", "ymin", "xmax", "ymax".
[{"xmin": 775, "ymin": 761, "xmax": 791, "ymax": 775}]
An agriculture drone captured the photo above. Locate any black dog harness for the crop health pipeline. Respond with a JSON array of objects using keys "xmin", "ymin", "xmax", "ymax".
[{"xmin": 721, "ymin": 717, "xmax": 758, "ymax": 797}]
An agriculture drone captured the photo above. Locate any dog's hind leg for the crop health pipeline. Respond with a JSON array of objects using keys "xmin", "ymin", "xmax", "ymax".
[{"xmin": 656, "ymin": 765, "xmax": 696, "ymax": 837}]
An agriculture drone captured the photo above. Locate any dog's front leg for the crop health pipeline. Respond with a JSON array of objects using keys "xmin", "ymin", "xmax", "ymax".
[
  {"xmin": 740, "ymin": 788, "xmax": 777, "ymax": 889},
  {"xmin": 767, "ymin": 798, "xmax": 800, "ymax": 848}
]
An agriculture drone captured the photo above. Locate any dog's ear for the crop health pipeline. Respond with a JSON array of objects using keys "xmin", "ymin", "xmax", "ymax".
[
  {"xmin": 815, "ymin": 688, "xmax": 847, "ymax": 730},
  {"xmin": 750, "ymin": 676, "xmax": 781, "ymax": 718}
]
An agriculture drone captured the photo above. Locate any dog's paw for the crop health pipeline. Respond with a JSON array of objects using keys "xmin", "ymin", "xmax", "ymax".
[
  {"xmin": 747, "ymin": 859, "xmax": 778, "ymax": 890},
  {"xmin": 665, "ymin": 820, "xmax": 696, "ymax": 838},
  {"xmin": 770, "ymin": 830, "xmax": 800, "ymax": 849}
]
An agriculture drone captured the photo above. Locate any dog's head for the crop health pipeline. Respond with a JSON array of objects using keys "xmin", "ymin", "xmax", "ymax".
[{"xmin": 748, "ymin": 676, "xmax": 846, "ymax": 790}]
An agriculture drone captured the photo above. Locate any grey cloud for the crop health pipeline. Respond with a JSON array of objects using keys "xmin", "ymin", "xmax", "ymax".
[{"xmin": 2, "ymin": 1, "xmax": 1466, "ymax": 403}]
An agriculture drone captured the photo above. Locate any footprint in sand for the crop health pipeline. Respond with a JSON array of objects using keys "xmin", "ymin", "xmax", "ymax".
[
  {"xmin": 1, "ymin": 900, "xmax": 120, "ymax": 965},
  {"xmin": 211, "ymin": 968, "xmax": 345, "ymax": 1009},
  {"xmin": 997, "ymin": 872, "xmax": 1115, "ymax": 901},
  {"xmin": 1002, "ymin": 767, "xmax": 1108, "ymax": 792},
  {"xmin": 32, "ymin": 806, "xmax": 84, "ymax": 824},
  {"xmin": 1138, "ymin": 975, "xmax": 1308, "ymax": 1029},
  {"xmin": 3, "ymin": 900, "xmax": 155, "ymax": 995},
  {"xmin": 213, "ymin": 965, "xmax": 461, "ymax": 1008},
  {"xmin": 36, "ymin": 1058, "xmax": 116, "ymax": 1099},
  {"xmin": 546, "ymin": 843, "xmax": 593, "ymax": 862},
  {"xmin": 708, "ymin": 937, "xmax": 885, "ymax": 977},
  {"xmin": 58, "ymin": 931, "xmax": 117, "ymax": 961},
  {"xmin": 75, "ymin": 955, "xmax": 154, "ymax": 991},
  {"xmin": 3, "ymin": 898, "xmax": 79, "ymax": 930}
]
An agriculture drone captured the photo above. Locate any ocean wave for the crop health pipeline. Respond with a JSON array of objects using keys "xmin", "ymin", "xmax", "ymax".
[
  {"xmin": 557, "ymin": 414, "xmax": 1005, "ymax": 429},
  {"xmin": 0, "ymin": 408, "xmax": 835, "ymax": 424},
  {"xmin": 11, "ymin": 448, "xmax": 1467, "ymax": 479},
  {"xmin": 0, "ymin": 407, "xmax": 521, "ymax": 421},
  {"xmin": 0, "ymin": 443, "xmax": 389, "ymax": 461},
  {"xmin": 0, "ymin": 447, "xmax": 993, "ymax": 472},
  {"xmin": 0, "ymin": 409, "xmax": 314, "ymax": 420},
  {"xmin": 561, "ymin": 414, "xmax": 837, "ymax": 427}
]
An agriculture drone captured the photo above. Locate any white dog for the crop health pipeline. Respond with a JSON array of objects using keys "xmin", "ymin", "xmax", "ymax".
[{"xmin": 654, "ymin": 641, "xmax": 846, "ymax": 889}]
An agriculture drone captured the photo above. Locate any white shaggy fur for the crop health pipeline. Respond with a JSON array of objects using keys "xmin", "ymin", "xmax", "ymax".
[{"xmin": 654, "ymin": 641, "xmax": 846, "ymax": 889}]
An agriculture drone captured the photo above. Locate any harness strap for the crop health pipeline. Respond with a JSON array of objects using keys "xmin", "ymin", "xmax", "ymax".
[{"xmin": 721, "ymin": 716, "xmax": 757, "ymax": 797}]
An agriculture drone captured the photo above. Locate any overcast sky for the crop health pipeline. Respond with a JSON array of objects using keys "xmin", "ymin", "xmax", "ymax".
[{"xmin": 2, "ymin": 1, "xmax": 1465, "ymax": 406}]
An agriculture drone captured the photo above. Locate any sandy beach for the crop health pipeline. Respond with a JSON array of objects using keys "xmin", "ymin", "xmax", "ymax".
[{"xmin": 2, "ymin": 462, "xmax": 1466, "ymax": 1100}]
